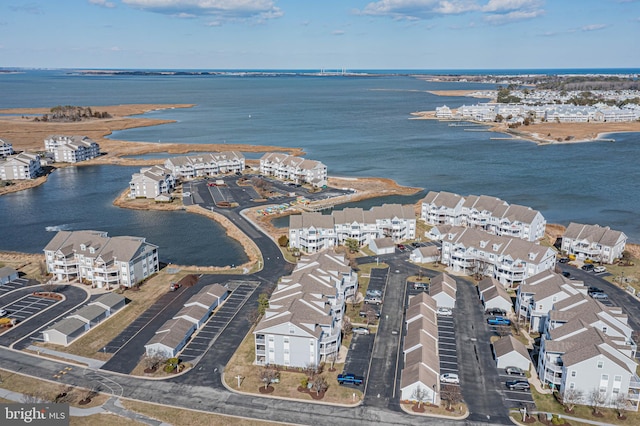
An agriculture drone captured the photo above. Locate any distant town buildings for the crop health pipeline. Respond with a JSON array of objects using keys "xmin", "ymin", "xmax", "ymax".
[
  {"xmin": 164, "ymin": 152, "xmax": 245, "ymax": 179},
  {"xmin": 0, "ymin": 152, "xmax": 42, "ymax": 180},
  {"xmin": 44, "ymin": 230, "xmax": 159, "ymax": 288},
  {"xmin": 44, "ymin": 135, "xmax": 101, "ymax": 163},
  {"xmin": 254, "ymin": 250, "xmax": 357, "ymax": 369},
  {"xmin": 421, "ymin": 191, "xmax": 546, "ymax": 242},
  {"xmin": 289, "ymin": 204, "xmax": 416, "ymax": 253},
  {"xmin": 561, "ymin": 223, "xmax": 627, "ymax": 264},
  {"xmin": 259, "ymin": 153, "xmax": 327, "ymax": 187}
]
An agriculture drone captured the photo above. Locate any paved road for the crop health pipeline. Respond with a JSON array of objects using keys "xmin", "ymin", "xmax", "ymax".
[{"xmin": 0, "ymin": 285, "xmax": 89, "ymax": 349}]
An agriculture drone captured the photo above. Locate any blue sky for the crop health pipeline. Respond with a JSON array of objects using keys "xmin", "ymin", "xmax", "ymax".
[{"xmin": 1, "ymin": 0, "xmax": 639, "ymax": 69}]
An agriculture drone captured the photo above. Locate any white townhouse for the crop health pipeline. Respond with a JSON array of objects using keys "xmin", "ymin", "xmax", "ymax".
[
  {"xmin": 434, "ymin": 105, "xmax": 452, "ymax": 119},
  {"xmin": 456, "ymin": 104, "xmax": 496, "ymax": 122},
  {"xmin": 0, "ymin": 139, "xmax": 14, "ymax": 157},
  {"xmin": 400, "ymin": 292, "xmax": 440, "ymax": 405},
  {"xmin": 259, "ymin": 152, "xmax": 327, "ymax": 187},
  {"xmin": 254, "ymin": 250, "xmax": 357, "ymax": 369},
  {"xmin": 544, "ymin": 106, "xmax": 595, "ymax": 123},
  {"xmin": 537, "ymin": 295, "xmax": 640, "ymax": 411},
  {"xmin": 422, "ymin": 191, "xmax": 546, "ymax": 242},
  {"xmin": 129, "ymin": 165, "xmax": 176, "ymax": 199},
  {"xmin": 0, "ymin": 152, "xmax": 42, "ymax": 180},
  {"xmin": 420, "ymin": 191, "xmax": 465, "ymax": 226},
  {"xmin": 561, "ymin": 223, "xmax": 627, "ymax": 264},
  {"xmin": 289, "ymin": 204, "xmax": 416, "ymax": 253},
  {"xmin": 44, "ymin": 230, "xmax": 159, "ymax": 288},
  {"xmin": 44, "ymin": 135, "xmax": 100, "ymax": 163},
  {"xmin": 437, "ymin": 226, "xmax": 556, "ymax": 287},
  {"xmin": 515, "ymin": 270, "xmax": 588, "ymax": 333},
  {"xmin": 164, "ymin": 152, "xmax": 245, "ymax": 179},
  {"xmin": 478, "ymin": 277, "xmax": 513, "ymax": 314},
  {"xmin": 429, "ymin": 273, "xmax": 457, "ymax": 309}
]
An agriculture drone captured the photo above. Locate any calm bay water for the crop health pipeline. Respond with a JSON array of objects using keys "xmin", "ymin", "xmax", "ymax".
[{"xmin": 1, "ymin": 70, "xmax": 639, "ymax": 266}]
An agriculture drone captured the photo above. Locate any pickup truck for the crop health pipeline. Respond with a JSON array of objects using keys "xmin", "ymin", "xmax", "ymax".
[
  {"xmin": 337, "ymin": 373, "xmax": 364, "ymax": 386},
  {"xmin": 169, "ymin": 282, "xmax": 181, "ymax": 292},
  {"xmin": 487, "ymin": 316, "xmax": 511, "ymax": 326}
]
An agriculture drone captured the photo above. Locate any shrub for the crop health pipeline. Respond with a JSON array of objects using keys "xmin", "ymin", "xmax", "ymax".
[
  {"xmin": 163, "ymin": 364, "xmax": 175, "ymax": 373},
  {"xmin": 300, "ymin": 377, "xmax": 308, "ymax": 388}
]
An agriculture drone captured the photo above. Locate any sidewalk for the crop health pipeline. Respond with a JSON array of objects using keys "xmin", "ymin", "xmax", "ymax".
[
  {"xmin": 517, "ymin": 329, "xmax": 552, "ymax": 395},
  {"xmin": 27, "ymin": 345, "xmax": 106, "ymax": 369}
]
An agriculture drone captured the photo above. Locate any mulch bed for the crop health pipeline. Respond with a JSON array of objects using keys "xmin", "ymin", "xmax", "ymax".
[
  {"xmin": 296, "ymin": 386, "xmax": 326, "ymax": 400},
  {"xmin": 411, "ymin": 405, "xmax": 426, "ymax": 413},
  {"xmin": 144, "ymin": 367, "xmax": 157, "ymax": 374},
  {"xmin": 78, "ymin": 399, "xmax": 91, "ymax": 406},
  {"xmin": 259, "ymin": 386, "xmax": 274, "ymax": 394}
]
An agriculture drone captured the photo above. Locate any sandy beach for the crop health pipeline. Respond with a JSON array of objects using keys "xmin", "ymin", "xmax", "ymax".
[{"xmin": 428, "ymin": 90, "xmax": 494, "ymax": 100}]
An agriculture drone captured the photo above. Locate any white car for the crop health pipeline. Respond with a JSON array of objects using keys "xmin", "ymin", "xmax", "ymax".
[
  {"xmin": 0, "ymin": 309, "xmax": 7, "ymax": 317},
  {"xmin": 440, "ymin": 373, "xmax": 459, "ymax": 384},
  {"xmin": 593, "ymin": 266, "xmax": 606, "ymax": 273},
  {"xmin": 437, "ymin": 307, "xmax": 453, "ymax": 316},
  {"xmin": 352, "ymin": 327, "xmax": 370, "ymax": 335}
]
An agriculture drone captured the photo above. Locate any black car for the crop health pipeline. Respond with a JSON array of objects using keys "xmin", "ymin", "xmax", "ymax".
[
  {"xmin": 485, "ymin": 308, "xmax": 507, "ymax": 316},
  {"xmin": 506, "ymin": 380, "xmax": 530, "ymax": 390},
  {"xmin": 582, "ymin": 264, "xmax": 595, "ymax": 271},
  {"xmin": 558, "ymin": 257, "xmax": 570, "ymax": 263},
  {"xmin": 588, "ymin": 286, "xmax": 603, "ymax": 294},
  {"xmin": 562, "ymin": 271, "xmax": 571, "ymax": 278}
]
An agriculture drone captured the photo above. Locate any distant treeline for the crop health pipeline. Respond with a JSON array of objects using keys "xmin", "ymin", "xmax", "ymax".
[
  {"xmin": 33, "ymin": 105, "xmax": 112, "ymax": 122},
  {"xmin": 537, "ymin": 76, "xmax": 640, "ymax": 91}
]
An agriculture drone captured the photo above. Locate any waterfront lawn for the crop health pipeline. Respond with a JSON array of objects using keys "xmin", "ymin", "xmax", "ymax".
[
  {"xmin": 224, "ymin": 326, "xmax": 363, "ymax": 404},
  {"xmin": 34, "ymin": 269, "xmax": 191, "ymax": 360},
  {"xmin": 0, "ymin": 252, "xmax": 49, "ymax": 281},
  {"xmin": 602, "ymin": 257, "xmax": 640, "ymax": 295}
]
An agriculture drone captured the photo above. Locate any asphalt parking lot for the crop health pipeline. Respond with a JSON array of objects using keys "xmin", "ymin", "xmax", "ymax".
[
  {"xmin": 0, "ymin": 278, "xmax": 34, "ymax": 296},
  {"xmin": 437, "ymin": 313, "xmax": 459, "ymax": 378},
  {"xmin": 1, "ymin": 293, "xmax": 60, "ymax": 324},
  {"xmin": 340, "ymin": 333, "xmax": 374, "ymax": 390},
  {"xmin": 366, "ymin": 267, "xmax": 388, "ymax": 297},
  {"xmin": 179, "ymin": 282, "xmax": 257, "ymax": 362},
  {"xmin": 499, "ymin": 368, "xmax": 535, "ymax": 408}
]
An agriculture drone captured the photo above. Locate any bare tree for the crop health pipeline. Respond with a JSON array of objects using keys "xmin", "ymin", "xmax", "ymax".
[
  {"xmin": 588, "ymin": 388, "xmax": 607, "ymax": 415},
  {"xmin": 613, "ymin": 393, "xmax": 631, "ymax": 418},
  {"xmin": 363, "ymin": 304, "xmax": 377, "ymax": 325},
  {"xmin": 22, "ymin": 391, "xmax": 47, "ymax": 403},
  {"xmin": 440, "ymin": 384, "xmax": 463, "ymax": 410},
  {"xmin": 411, "ymin": 385, "xmax": 429, "ymax": 408},
  {"xmin": 495, "ymin": 324, "xmax": 512, "ymax": 337},
  {"xmin": 81, "ymin": 386, "xmax": 100, "ymax": 403},
  {"xmin": 311, "ymin": 374, "xmax": 328, "ymax": 396},
  {"xmin": 561, "ymin": 388, "xmax": 583, "ymax": 412},
  {"xmin": 41, "ymin": 281, "xmax": 59, "ymax": 294},
  {"xmin": 55, "ymin": 385, "xmax": 75, "ymax": 404},
  {"xmin": 143, "ymin": 350, "xmax": 165, "ymax": 371},
  {"xmin": 342, "ymin": 317, "xmax": 353, "ymax": 336},
  {"xmin": 259, "ymin": 366, "xmax": 279, "ymax": 390},
  {"xmin": 326, "ymin": 353, "xmax": 337, "ymax": 371}
]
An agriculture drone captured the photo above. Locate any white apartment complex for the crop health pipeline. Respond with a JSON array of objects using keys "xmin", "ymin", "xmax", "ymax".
[
  {"xmin": 561, "ymin": 223, "xmax": 627, "ymax": 264},
  {"xmin": 259, "ymin": 153, "xmax": 327, "ymax": 187},
  {"xmin": 435, "ymin": 226, "xmax": 556, "ymax": 286},
  {"xmin": 289, "ymin": 204, "xmax": 416, "ymax": 253},
  {"xmin": 421, "ymin": 191, "xmax": 546, "ymax": 242},
  {"xmin": 0, "ymin": 152, "xmax": 42, "ymax": 180},
  {"xmin": 0, "ymin": 139, "xmax": 14, "ymax": 157},
  {"xmin": 129, "ymin": 165, "xmax": 176, "ymax": 199},
  {"xmin": 44, "ymin": 230, "xmax": 159, "ymax": 288},
  {"xmin": 164, "ymin": 152, "xmax": 245, "ymax": 179},
  {"xmin": 254, "ymin": 250, "xmax": 358, "ymax": 369},
  {"xmin": 44, "ymin": 135, "xmax": 101, "ymax": 163},
  {"xmin": 537, "ymin": 293, "xmax": 639, "ymax": 411}
]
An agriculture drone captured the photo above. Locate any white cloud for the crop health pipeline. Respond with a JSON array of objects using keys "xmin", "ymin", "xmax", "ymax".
[
  {"xmin": 89, "ymin": 0, "xmax": 116, "ymax": 8},
  {"xmin": 108, "ymin": 46, "xmax": 122, "ymax": 51},
  {"xmin": 581, "ymin": 23, "xmax": 606, "ymax": 31},
  {"xmin": 122, "ymin": 0, "xmax": 283, "ymax": 24},
  {"xmin": 357, "ymin": 0, "xmax": 544, "ymax": 22},
  {"xmin": 332, "ymin": 30, "xmax": 345, "ymax": 35},
  {"xmin": 484, "ymin": 8, "xmax": 544, "ymax": 24}
]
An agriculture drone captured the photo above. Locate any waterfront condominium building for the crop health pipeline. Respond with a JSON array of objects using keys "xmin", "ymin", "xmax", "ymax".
[
  {"xmin": 435, "ymin": 225, "xmax": 556, "ymax": 287},
  {"xmin": 0, "ymin": 139, "xmax": 14, "ymax": 157},
  {"xmin": 0, "ymin": 152, "xmax": 42, "ymax": 180},
  {"xmin": 129, "ymin": 165, "xmax": 176, "ymax": 200},
  {"xmin": 44, "ymin": 135, "xmax": 101, "ymax": 163},
  {"xmin": 44, "ymin": 230, "xmax": 159, "ymax": 288},
  {"xmin": 561, "ymin": 222, "xmax": 627, "ymax": 264},
  {"xmin": 421, "ymin": 191, "xmax": 546, "ymax": 242},
  {"xmin": 259, "ymin": 153, "xmax": 327, "ymax": 187},
  {"xmin": 536, "ymin": 292, "xmax": 639, "ymax": 411},
  {"xmin": 254, "ymin": 250, "xmax": 358, "ymax": 369},
  {"xmin": 289, "ymin": 204, "xmax": 416, "ymax": 253},
  {"xmin": 164, "ymin": 152, "xmax": 245, "ymax": 179}
]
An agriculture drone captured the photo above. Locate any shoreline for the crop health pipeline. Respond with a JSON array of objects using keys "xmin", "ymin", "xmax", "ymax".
[{"xmin": 410, "ymin": 110, "xmax": 640, "ymax": 145}]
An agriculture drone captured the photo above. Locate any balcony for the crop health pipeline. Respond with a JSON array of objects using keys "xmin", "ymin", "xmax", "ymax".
[
  {"xmin": 543, "ymin": 370, "xmax": 563, "ymax": 386},
  {"xmin": 629, "ymin": 375, "xmax": 640, "ymax": 390}
]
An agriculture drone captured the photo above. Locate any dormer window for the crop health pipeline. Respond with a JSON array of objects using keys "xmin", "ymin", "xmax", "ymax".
[
  {"xmin": 89, "ymin": 247, "xmax": 95, "ymax": 254},
  {"xmin": 80, "ymin": 244, "xmax": 86, "ymax": 251}
]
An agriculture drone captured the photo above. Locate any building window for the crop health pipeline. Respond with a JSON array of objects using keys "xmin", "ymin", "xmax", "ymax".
[
  {"xmin": 571, "ymin": 371, "xmax": 576, "ymax": 378},
  {"xmin": 614, "ymin": 375, "xmax": 622, "ymax": 382},
  {"xmin": 597, "ymin": 361, "xmax": 604, "ymax": 369},
  {"xmin": 569, "ymin": 382, "xmax": 575, "ymax": 390},
  {"xmin": 601, "ymin": 374, "xmax": 609, "ymax": 381}
]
